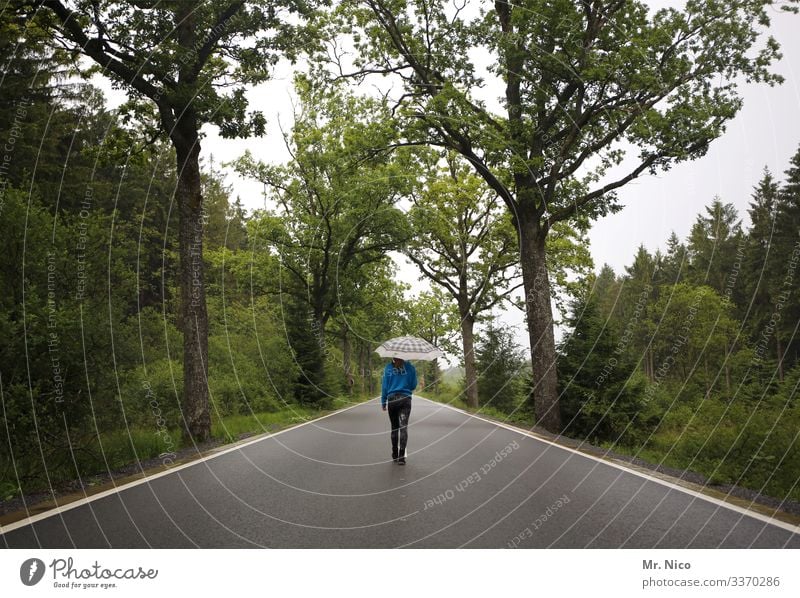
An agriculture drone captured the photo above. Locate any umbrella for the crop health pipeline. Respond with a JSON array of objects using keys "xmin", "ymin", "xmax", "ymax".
[{"xmin": 375, "ymin": 336, "xmax": 444, "ymax": 361}]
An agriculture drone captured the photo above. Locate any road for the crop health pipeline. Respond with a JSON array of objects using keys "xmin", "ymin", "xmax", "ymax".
[{"xmin": 2, "ymin": 398, "xmax": 798, "ymax": 548}]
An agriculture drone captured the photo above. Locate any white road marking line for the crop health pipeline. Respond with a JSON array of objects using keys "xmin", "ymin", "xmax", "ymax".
[{"xmin": 420, "ymin": 398, "xmax": 800, "ymax": 536}]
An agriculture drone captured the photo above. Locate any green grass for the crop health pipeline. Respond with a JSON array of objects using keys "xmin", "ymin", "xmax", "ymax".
[
  {"xmin": 416, "ymin": 387, "xmax": 533, "ymax": 426},
  {"xmin": 417, "ymin": 387, "xmax": 470, "ymax": 410},
  {"xmin": 211, "ymin": 406, "xmax": 325, "ymax": 443}
]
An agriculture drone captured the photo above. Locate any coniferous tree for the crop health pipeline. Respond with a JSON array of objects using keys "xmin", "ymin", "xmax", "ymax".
[
  {"xmin": 774, "ymin": 146, "xmax": 800, "ymax": 372},
  {"xmin": 687, "ymin": 199, "xmax": 745, "ymax": 300},
  {"xmin": 475, "ymin": 320, "xmax": 525, "ymax": 413},
  {"xmin": 558, "ymin": 298, "xmax": 647, "ymax": 444},
  {"xmin": 662, "ymin": 231, "xmax": 689, "ymax": 284},
  {"xmin": 742, "ymin": 168, "xmax": 782, "ymax": 364},
  {"xmin": 619, "ymin": 246, "xmax": 658, "ymax": 381},
  {"xmin": 590, "ymin": 264, "xmax": 621, "ymax": 322}
]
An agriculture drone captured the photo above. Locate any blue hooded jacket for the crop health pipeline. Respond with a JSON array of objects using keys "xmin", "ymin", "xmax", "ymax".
[{"xmin": 381, "ymin": 360, "xmax": 417, "ymax": 407}]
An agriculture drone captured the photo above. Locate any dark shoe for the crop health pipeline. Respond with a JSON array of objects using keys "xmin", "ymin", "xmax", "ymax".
[
  {"xmin": 392, "ymin": 449, "xmax": 398, "ymax": 462},
  {"xmin": 397, "ymin": 457, "xmax": 406, "ymax": 465}
]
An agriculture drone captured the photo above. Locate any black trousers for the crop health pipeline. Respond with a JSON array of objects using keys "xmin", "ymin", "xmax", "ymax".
[{"xmin": 387, "ymin": 394, "xmax": 412, "ymax": 457}]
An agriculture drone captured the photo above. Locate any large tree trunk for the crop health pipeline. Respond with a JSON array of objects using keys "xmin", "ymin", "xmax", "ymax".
[
  {"xmin": 460, "ymin": 311, "xmax": 479, "ymax": 408},
  {"xmin": 174, "ymin": 120, "xmax": 211, "ymax": 442},
  {"xmin": 518, "ymin": 209, "xmax": 561, "ymax": 433}
]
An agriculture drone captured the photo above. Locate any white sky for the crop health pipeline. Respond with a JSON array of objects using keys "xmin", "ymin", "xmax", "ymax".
[
  {"xmin": 590, "ymin": 5, "xmax": 800, "ymax": 273},
  {"xmin": 94, "ymin": 2, "xmax": 800, "ymax": 357}
]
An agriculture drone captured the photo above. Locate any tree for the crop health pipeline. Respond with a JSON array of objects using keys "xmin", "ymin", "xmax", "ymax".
[
  {"xmin": 343, "ymin": 265, "xmax": 410, "ymax": 396},
  {"xmin": 475, "ymin": 319, "xmax": 525, "ymax": 414},
  {"xmin": 742, "ymin": 168, "xmax": 782, "ymax": 369},
  {"xmin": 618, "ymin": 245, "xmax": 659, "ymax": 380},
  {"xmin": 648, "ymin": 283, "xmax": 740, "ymax": 398},
  {"xmin": 401, "ymin": 287, "xmax": 459, "ymax": 394},
  {"xmin": 331, "ymin": 0, "xmax": 796, "ymax": 432},
  {"xmin": 0, "ymin": 16, "xmax": 180, "ymax": 480},
  {"xmin": 406, "ymin": 154, "xmax": 521, "ymax": 407},
  {"xmin": 233, "ymin": 80, "xmax": 411, "ymax": 403},
  {"xmin": 558, "ymin": 296, "xmax": 646, "ymax": 445},
  {"xmin": 589, "ymin": 264, "xmax": 621, "ymax": 322},
  {"xmin": 662, "ymin": 231, "xmax": 689, "ymax": 285},
  {"xmin": 0, "ymin": 9, "xmax": 68, "ymax": 194},
  {"xmin": 687, "ymin": 198, "xmax": 745, "ymax": 299},
  {"xmin": 773, "ymin": 146, "xmax": 800, "ymax": 373},
  {"xmin": 22, "ymin": 0, "xmax": 314, "ymax": 440},
  {"xmin": 203, "ymin": 161, "xmax": 248, "ymax": 251}
]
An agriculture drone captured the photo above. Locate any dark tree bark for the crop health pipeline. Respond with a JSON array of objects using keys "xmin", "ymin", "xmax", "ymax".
[
  {"xmin": 517, "ymin": 206, "xmax": 561, "ymax": 432},
  {"xmin": 173, "ymin": 116, "xmax": 211, "ymax": 441},
  {"xmin": 171, "ymin": 5, "xmax": 211, "ymax": 441}
]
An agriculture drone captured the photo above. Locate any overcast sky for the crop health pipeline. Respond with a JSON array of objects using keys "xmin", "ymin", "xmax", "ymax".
[{"xmin": 95, "ymin": 2, "xmax": 800, "ymax": 355}]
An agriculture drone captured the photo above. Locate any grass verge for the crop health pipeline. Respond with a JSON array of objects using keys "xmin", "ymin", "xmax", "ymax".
[{"xmin": 416, "ymin": 387, "xmax": 533, "ymax": 426}]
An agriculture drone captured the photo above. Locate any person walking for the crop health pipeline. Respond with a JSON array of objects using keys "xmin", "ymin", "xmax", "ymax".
[{"xmin": 381, "ymin": 357, "xmax": 417, "ymax": 465}]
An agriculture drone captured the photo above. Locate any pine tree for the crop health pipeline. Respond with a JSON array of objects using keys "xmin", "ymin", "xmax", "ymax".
[
  {"xmin": 662, "ymin": 231, "xmax": 689, "ymax": 284},
  {"xmin": 620, "ymin": 246, "xmax": 658, "ymax": 381},
  {"xmin": 743, "ymin": 168, "xmax": 782, "ymax": 364},
  {"xmin": 557, "ymin": 298, "xmax": 647, "ymax": 444},
  {"xmin": 590, "ymin": 264, "xmax": 621, "ymax": 322},
  {"xmin": 687, "ymin": 199, "xmax": 745, "ymax": 301},
  {"xmin": 475, "ymin": 320, "xmax": 525, "ymax": 413},
  {"xmin": 773, "ymin": 146, "xmax": 800, "ymax": 372}
]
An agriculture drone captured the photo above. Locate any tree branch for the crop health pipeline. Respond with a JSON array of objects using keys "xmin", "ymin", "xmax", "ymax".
[
  {"xmin": 190, "ymin": 1, "xmax": 247, "ymax": 82},
  {"xmin": 36, "ymin": 0, "xmax": 175, "ymax": 132},
  {"xmin": 547, "ymin": 137, "xmax": 710, "ymax": 225}
]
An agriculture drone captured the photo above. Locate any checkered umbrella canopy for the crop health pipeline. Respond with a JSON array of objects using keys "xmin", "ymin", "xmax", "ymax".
[{"xmin": 375, "ymin": 336, "xmax": 444, "ymax": 361}]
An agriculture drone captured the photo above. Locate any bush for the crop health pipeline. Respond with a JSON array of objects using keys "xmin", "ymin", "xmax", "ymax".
[
  {"xmin": 558, "ymin": 298, "xmax": 648, "ymax": 445},
  {"xmin": 475, "ymin": 321, "xmax": 526, "ymax": 414}
]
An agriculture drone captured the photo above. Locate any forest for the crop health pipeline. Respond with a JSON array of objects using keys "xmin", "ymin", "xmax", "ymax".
[{"xmin": 1, "ymin": 0, "xmax": 798, "ymax": 510}]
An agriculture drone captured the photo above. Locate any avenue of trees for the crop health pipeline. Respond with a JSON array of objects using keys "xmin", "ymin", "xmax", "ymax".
[{"xmin": 1, "ymin": 1, "xmax": 798, "ymax": 504}]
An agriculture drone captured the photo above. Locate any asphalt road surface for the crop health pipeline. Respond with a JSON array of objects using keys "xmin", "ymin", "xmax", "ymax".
[{"xmin": 2, "ymin": 398, "xmax": 799, "ymax": 548}]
